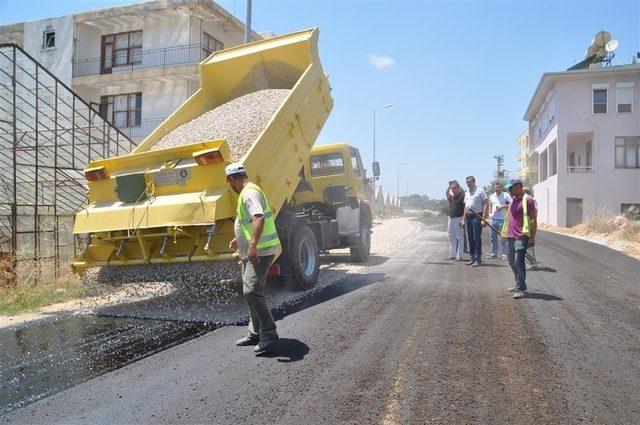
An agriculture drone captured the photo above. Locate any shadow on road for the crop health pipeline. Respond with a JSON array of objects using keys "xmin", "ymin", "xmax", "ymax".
[
  {"xmin": 478, "ymin": 263, "xmax": 509, "ymax": 268},
  {"xmin": 258, "ymin": 338, "xmax": 310, "ymax": 363},
  {"xmin": 529, "ymin": 266, "xmax": 558, "ymax": 273},
  {"xmin": 525, "ymin": 292, "xmax": 563, "ymax": 301}
]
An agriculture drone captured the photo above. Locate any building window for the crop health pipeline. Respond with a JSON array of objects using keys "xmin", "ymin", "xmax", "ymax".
[
  {"xmin": 101, "ymin": 30, "xmax": 142, "ymax": 72},
  {"xmin": 621, "ymin": 204, "xmax": 640, "ymax": 219},
  {"xmin": 593, "ymin": 89, "xmax": 607, "ymax": 113},
  {"xmin": 43, "ymin": 30, "xmax": 55, "ymax": 49},
  {"xmin": 616, "ymin": 83, "xmax": 634, "ymax": 113},
  {"xmin": 615, "ymin": 136, "xmax": 639, "ymax": 168},
  {"xmin": 202, "ymin": 32, "xmax": 223, "ymax": 54},
  {"xmin": 99, "ymin": 93, "xmax": 142, "ymax": 128}
]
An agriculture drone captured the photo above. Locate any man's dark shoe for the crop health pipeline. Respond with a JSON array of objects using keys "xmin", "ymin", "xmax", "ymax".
[
  {"xmin": 236, "ymin": 334, "xmax": 259, "ymax": 346},
  {"xmin": 253, "ymin": 335, "xmax": 279, "ymax": 354}
]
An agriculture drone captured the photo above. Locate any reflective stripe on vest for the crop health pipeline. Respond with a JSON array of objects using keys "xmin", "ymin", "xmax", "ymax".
[
  {"xmin": 501, "ymin": 193, "xmax": 531, "ymax": 238},
  {"xmin": 236, "ymin": 182, "xmax": 281, "ymax": 250}
]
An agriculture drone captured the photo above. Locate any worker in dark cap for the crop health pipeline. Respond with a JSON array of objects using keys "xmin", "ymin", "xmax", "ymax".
[{"xmin": 501, "ymin": 178, "xmax": 537, "ymax": 299}]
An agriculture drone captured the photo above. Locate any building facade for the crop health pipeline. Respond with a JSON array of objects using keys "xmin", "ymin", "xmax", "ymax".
[
  {"xmin": 523, "ymin": 63, "xmax": 640, "ymax": 227},
  {"xmin": 0, "ymin": 0, "xmax": 255, "ymax": 141}
]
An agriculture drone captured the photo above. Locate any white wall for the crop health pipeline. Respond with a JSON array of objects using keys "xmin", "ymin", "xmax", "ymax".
[{"xmin": 23, "ymin": 16, "xmax": 74, "ymax": 83}]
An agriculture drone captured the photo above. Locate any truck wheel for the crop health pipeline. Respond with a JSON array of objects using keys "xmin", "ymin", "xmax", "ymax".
[
  {"xmin": 286, "ymin": 225, "xmax": 319, "ymax": 290},
  {"xmin": 350, "ymin": 225, "xmax": 371, "ymax": 263}
]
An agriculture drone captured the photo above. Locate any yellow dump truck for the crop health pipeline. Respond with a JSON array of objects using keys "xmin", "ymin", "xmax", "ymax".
[
  {"xmin": 293, "ymin": 143, "xmax": 374, "ymax": 264},
  {"xmin": 72, "ymin": 29, "xmax": 374, "ymax": 290}
]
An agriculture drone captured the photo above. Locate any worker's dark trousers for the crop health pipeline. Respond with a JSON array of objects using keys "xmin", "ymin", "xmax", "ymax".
[
  {"xmin": 466, "ymin": 215, "xmax": 483, "ymax": 262},
  {"xmin": 507, "ymin": 237, "xmax": 528, "ymax": 291},
  {"xmin": 242, "ymin": 255, "xmax": 278, "ymax": 340}
]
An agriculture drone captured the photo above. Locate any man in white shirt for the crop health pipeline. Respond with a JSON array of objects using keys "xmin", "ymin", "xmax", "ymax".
[
  {"xmin": 488, "ymin": 181, "xmax": 511, "ymax": 259},
  {"xmin": 461, "ymin": 176, "xmax": 488, "ymax": 266}
]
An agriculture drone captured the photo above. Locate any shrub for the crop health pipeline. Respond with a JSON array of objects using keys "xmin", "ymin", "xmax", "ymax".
[
  {"xmin": 619, "ymin": 220, "xmax": 640, "ymax": 244},
  {"xmin": 585, "ymin": 211, "xmax": 616, "ymax": 234}
]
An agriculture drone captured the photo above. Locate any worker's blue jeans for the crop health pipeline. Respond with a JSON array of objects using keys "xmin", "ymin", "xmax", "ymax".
[
  {"xmin": 507, "ymin": 237, "xmax": 528, "ymax": 291},
  {"xmin": 466, "ymin": 215, "xmax": 483, "ymax": 262}
]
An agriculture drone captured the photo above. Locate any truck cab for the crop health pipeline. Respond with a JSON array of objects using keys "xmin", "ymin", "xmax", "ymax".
[{"xmin": 289, "ymin": 143, "xmax": 372, "ymax": 263}]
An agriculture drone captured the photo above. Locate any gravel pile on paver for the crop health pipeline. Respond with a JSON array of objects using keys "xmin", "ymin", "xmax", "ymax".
[{"xmin": 150, "ymin": 89, "xmax": 291, "ymax": 161}]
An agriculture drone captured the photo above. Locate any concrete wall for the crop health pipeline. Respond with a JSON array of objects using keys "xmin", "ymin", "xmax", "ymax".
[
  {"xmin": 533, "ymin": 69, "xmax": 640, "ymax": 226},
  {"xmin": 23, "ymin": 16, "xmax": 74, "ymax": 82}
]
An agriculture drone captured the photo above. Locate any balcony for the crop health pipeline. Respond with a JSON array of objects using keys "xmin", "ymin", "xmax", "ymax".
[
  {"xmin": 567, "ymin": 166, "xmax": 594, "ymax": 173},
  {"xmin": 72, "ymin": 44, "xmax": 213, "ymax": 78}
]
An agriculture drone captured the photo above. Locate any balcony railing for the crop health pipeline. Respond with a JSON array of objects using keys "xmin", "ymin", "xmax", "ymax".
[
  {"xmin": 567, "ymin": 165, "xmax": 594, "ymax": 173},
  {"xmin": 73, "ymin": 44, "xmax": 214, "ymax": 78}
]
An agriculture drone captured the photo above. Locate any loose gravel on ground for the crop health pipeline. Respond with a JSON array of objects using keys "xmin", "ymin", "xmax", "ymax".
[{"xmin": 150, "ymin": 89, "xmax": 291, "ymax": 161}]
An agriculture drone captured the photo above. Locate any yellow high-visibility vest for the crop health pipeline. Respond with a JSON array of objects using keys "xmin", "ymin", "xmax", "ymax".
[{"xmin": 236, "ymin": 182, "xmax": 281, "ymax": 250}]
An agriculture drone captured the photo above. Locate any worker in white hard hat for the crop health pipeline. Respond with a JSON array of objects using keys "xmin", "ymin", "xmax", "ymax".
[{"xmin": 226, "ymin": 163, "xmax": 281, "ymax": 354}]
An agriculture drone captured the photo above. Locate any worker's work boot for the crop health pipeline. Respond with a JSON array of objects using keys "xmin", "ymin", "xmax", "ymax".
[
  {"xmin": 236, "ymin": 334, "xmax": 259, "ymax": 346},
  {"xmin": 254, "ymin": 335, "xmax": 279, "ymax": 354}
]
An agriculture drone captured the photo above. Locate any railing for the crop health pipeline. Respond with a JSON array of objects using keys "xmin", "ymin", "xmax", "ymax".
[
  {"xmin": 115, "ymin": 117, "xmax": 165, "ymax": 140},
  {"xmin": 73, "ymin": 44, "xmax": 214, "ymax": 78},
  {"xmin": 567, "ymin": 165, "xmax": 594, "ymax": 173}
]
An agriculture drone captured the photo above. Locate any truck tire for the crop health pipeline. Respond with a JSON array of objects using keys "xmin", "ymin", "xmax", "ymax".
[
  {"xmin": 286, "ymin": 225, "xmax": 319, "ymax": 290},
  {"xmin": 350, "ymin": 223, "xmax": 371, "ymax": 263}
]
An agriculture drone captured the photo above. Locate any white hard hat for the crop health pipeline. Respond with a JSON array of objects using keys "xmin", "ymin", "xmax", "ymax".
[{"xmin": 224, "ymin": 163, "xmax": 246, "ymax": 177}]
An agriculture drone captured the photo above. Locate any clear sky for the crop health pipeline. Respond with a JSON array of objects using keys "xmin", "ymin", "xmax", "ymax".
[{"xmin": 1, "ymin": 0, "xmax": 638, "ymax": 198}]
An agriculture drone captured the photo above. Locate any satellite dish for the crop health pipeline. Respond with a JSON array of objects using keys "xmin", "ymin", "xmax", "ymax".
[{"xmin": 606, "ymin": 39, "xmax": 619, "ymax": 52}]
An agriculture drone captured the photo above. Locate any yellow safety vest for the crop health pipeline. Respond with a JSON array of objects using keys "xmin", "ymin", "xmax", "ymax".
[
  {"xmin": 501, "ymin": 193, "xmax": 531, "ymax": 238},
  {"xmin": 236, "ymin": 182, "xmax": 281, "ymax": 250}
]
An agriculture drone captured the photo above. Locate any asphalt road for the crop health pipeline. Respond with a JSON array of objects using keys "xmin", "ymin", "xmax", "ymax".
[{"xmin": 4, "ymin": 217, "xmax": 639, "ymax": 424}]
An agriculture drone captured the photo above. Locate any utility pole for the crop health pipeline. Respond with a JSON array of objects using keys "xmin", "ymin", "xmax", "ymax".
[
  {"xmin": 244, "ymin": 0, "xmax": 252, "ymax": 44},
  {"xmin": 493, "ymin": 154, "xmax": 505, "ymax": 180}
]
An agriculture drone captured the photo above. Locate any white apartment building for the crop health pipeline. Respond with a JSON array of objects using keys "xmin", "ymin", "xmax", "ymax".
[
  {"xmin": 0, "ymin": 0, "xmax": 256, "ymax": 140},
  {"xmin": 523, "ymin": 63, "xmax": 640, "ymax": 227}
]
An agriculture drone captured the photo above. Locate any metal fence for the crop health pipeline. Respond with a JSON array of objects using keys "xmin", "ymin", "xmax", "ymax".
[
  {"xmin": 0, "ymin": 43, "xmax": 137, "ymax": 283},
  {"xmin": 73, "ymin": 44, "xmax": 213, "ymax": 78}
]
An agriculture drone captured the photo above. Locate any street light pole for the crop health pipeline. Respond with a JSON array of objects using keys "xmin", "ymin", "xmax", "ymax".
[{"xmin": 372, "ymin": 103, "xmax": 393, "ymax": 165}]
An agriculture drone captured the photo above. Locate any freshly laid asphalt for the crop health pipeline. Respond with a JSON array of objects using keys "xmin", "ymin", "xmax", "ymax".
[{"xmin": 3, "ymin": 217, "xmax": 639, "ymax": 424}]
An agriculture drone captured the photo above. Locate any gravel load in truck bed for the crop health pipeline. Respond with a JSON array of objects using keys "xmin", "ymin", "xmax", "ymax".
[{"xmin": 150, "ymin": 89, "xmax": 291, "ymax": 161}]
